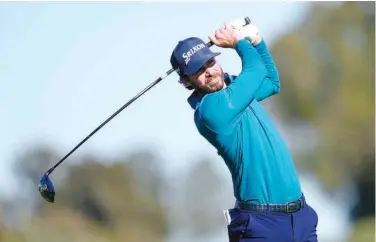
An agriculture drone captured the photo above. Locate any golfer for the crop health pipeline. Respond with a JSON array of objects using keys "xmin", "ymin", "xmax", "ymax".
[{"xmin": 170, "ymin": 22, "xmax": 318, "ymax": 242}]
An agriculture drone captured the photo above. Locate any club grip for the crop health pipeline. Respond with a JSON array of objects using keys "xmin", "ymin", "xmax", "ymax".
[{"xmin": 206, "ymin": 17, "xmax": 251, "ymax": 47}]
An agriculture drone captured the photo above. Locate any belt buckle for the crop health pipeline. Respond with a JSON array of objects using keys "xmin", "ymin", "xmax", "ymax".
[{"xmin": 286, "ymin": 201, "xmax": 296, "ymax": 213}]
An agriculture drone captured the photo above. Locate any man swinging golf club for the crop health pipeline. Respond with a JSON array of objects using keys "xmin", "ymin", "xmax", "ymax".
[
  {"xmin": 37, "ymin": 15, "xmax": 318, "ymax": 242},
  {"xmin": 37, "ymin": 17, "xmax": 251, "ymax": 204},
  {"xmin": 170, "ymin": 20, "xmax": 319, "ymax": 241}
]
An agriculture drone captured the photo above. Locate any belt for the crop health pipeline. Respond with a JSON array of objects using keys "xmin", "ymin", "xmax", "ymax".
[{"xmin": 235, "ymin": 195, "xmax": 305, "ymax": 213}]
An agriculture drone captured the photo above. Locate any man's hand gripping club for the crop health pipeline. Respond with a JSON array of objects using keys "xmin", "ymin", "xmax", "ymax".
[
  {"xmin": 208, "ymin": 24, "xmax": 246, "ymax": 49},
  {"xmin": 209, "ymin": 18, "xmax": 262, "ymax": 48}
]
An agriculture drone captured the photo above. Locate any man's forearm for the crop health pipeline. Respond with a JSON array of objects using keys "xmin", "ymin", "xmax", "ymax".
[
  {"xmin": 228, "ymin": 38, "xmax": 268, "ymax": 103},
  {"xmin": 254, "ymin": 40, "xmax": 280, "ymax": 86}
]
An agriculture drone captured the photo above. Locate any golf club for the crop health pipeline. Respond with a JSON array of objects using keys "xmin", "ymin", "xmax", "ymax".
[{"xmin": 38, "ymin": 17, "xmax": 251, "ymax": 203}]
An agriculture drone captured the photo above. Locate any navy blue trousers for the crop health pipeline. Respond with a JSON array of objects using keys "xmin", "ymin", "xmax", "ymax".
[{"xmin": 226, "ymin": 203, "xmax": 318, "ymax": 242}]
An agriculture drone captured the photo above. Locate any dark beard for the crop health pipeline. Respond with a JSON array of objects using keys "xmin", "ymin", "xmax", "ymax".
[{"xmin": 193, "ymin": 69, "xmax": 225, "ymax": 94}]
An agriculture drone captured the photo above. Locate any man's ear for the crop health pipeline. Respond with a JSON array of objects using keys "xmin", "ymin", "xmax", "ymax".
[{"xmin": 179, "ymin": 76, "xmax": 194, "ymax": 90}]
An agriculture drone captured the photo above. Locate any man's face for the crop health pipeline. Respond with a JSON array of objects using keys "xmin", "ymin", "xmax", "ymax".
[{"xmin": 186, "ymin": 58, "xmax": 225, "ymax": 93}]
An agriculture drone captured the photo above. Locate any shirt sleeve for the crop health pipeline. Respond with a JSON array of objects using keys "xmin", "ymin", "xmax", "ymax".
[
  {"xmin": 197, "ymin": 39, "xmax": 267, "ymax": 133},
  {"xmin": 253, "ymin": 40, "xmax": 280, "ymax": 102}
]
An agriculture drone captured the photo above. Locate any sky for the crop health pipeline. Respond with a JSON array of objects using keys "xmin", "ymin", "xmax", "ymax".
[{"xmin": 0, "ymin": 1, "xmax": 314, "ymax": 198}]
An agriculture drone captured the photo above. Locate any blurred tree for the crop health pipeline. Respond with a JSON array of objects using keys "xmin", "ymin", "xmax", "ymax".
[
  {"xmin": 123, "ymin": 149, "xmax": 165, "ymax": 203},
  {"xmin": 181, "ymin": 157, "xmax": 232, "ymax": 236},
  {"xmin": 0, "ymin": 218, "xmax": 5, "ymax": 241},
  {"xmin": 269, "ymin": 2, "xmax": 374, "ymax": 220},
  {"xmin": 9, "ymin": 145, "xmax": 67, "ymax": 229},
  {"xmin": 54, "ymin": 152, "xmax": 167, "ymax": 241},
  {"xmin": 10, "ymin": 146, "xmax": 168, "ymax": 242},
  {"xmin": 347, "ymin": 216, "xmax": 375, "ymax": 242},
  {"xmin": 13, "ymin": 145, "xmax": 62, "ymax": 192}
]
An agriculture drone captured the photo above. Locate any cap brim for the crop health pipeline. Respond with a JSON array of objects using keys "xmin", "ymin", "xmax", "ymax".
[{"xmin": 184, "ymin": 52, "xmax": 221, "ymax": 76}]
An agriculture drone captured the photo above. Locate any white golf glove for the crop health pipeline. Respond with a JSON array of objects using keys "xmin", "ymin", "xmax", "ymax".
[{"xmin": 227, "ymin": 18, "xmax": 262, "ymax": 46}]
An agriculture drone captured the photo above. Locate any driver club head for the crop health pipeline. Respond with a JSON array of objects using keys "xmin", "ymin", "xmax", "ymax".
[{"xmin": 38, "ymin": 173, "xmax": 56, "ymax": 203}]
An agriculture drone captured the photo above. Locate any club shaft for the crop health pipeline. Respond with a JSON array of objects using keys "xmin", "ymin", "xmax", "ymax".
[
  {"xmin": 46, "ymin": 16, "xmax": 251, "ymax": 175},
  {"xmin": 47, "ymin": 72, "xmax": 167, "ymax": 174}
]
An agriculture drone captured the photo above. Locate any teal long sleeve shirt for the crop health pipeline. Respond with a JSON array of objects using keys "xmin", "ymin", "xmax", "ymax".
[{"xmin": 187, "ymin": 39, "xmax": 302, "ymax": 204}]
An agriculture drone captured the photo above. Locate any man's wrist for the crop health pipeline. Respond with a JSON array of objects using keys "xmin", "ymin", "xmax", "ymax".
[
  {"xmin": 253, "ymin": 39, "xmax": 265, "ymax": 48},
  {"xmin": 235, "ymin": 38, "xmax": 251, "ymax": 50}
]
